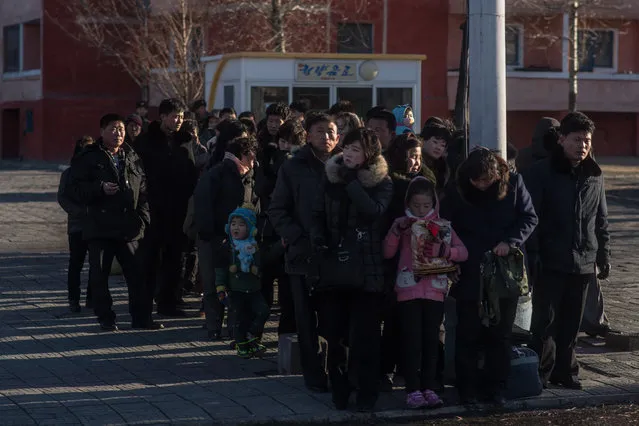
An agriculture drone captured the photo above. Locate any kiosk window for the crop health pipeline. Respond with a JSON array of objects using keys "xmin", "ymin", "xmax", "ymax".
[
  {"xmin": 377, "ymin": 88, "xmax": 413, "ymax": 110},
  {"xmin": 251, "ymin": 86, "xmax": 289, "ymax": 120},
  {"xmin": 292, "ymin": 87, "xmax": 330, "ymax": 111},
  {"xmin": 336, "ymin": 87, "xmax": 372, "ymax": 119},
  {"xmin": 224, "ymin": 85, "xmax": 235, "ymax": 109}
]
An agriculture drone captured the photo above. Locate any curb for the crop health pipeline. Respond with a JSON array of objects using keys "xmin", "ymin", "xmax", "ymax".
[
  {"xmin": 0, "ymin": 160, "xmax": 67, "ymax": 172},
  {"xmin": 224, "ymin": 392, "xmax": 639, "ymax": 425}
]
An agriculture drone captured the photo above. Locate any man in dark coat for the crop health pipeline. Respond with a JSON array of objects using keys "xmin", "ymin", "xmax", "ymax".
[
  {"xmin": 193, "ymin": 137, "xmax": 259, "ymax": 339},
  {"xmin": 70, "ymin": 114, "xmax": 160, "ymax": 331},
  {"xmin": 134, "ymin": 98, "xmax": 198, "ymax": 317},
  {"xmin": 268, "ymin": 112, "xmax": 338, "ymax": 393},
  {"xmin": 516, "ymin": 117, "xmax": 560, "ymax": 173},
  {"xmin": 525, "ymin": 112, "xmax": 611, "ymax": 390}
]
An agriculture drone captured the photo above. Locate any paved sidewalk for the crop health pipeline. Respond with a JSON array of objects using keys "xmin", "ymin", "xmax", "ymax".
[{"xmin": 0, "ymin": 165, "xmax": 639, "ymax": 425}]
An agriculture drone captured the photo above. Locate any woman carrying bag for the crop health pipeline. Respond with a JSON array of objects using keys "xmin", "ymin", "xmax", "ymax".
[{"xmin": 311, "ymin": 128, "xmax": 393, "ymax": 412}]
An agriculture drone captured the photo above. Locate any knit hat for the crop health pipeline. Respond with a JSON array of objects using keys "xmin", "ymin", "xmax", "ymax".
[
  {"xmin": 225, "ymin": 207, "xmax": 258, "ymax": 238},
  {"xmin": 126, "ymin": 114, "xmax": 143, "ymax": 127}
]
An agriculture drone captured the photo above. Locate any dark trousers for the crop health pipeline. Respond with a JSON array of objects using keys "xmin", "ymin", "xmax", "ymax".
[
  {"xmin": 68, "ymin": 232, "xmax": 92, "ymax": 304},
  {"xmin": 88, "ymin": 239, "xmax": 149, "ymax": 324},
  {"xmin": 317, "ymin": 291, "xmax": 382, "ymax": 404},
  {"xmin": 399, "ymin": 299, "xmax": 445, "ymax": 393},
  {"xmin": 143, "ymin": 229, "xmax": 185, "ymax": 312},
  {"xmin": 229, "ymin": 291, "xmax": 270, "ymax": 342},
  {"xmin": 380, "ymin": 293, "xmax": 401, "ymax": 377},
  {"xmin": 290, "ymin": 275, "xmax": 327, "ymax": 388},
  {"xmin": 455, "ymin": 297, "xmax": 518, "ymax": 397},
  {"xmin": 197, "ymin": 238, "xmax": 227, "ymax": 333},
  {"xmin": 180, "ymin": 238, "xmax": 199, "ymax": 292},
  {"xmin": 277, "ymin": 273, "xmax": 296, "ymax": 335},
  {"xmin": 531, "ymin": 270, "xmax": 590, "ymax": 383}
]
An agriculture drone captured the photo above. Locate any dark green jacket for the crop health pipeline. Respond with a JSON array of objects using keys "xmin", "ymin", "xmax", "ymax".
[
  {"xmin": 215, "ymin": 240, "xmax": 262, "ymax": 293},
  {"xmin": 69, "ymin": 140, "xmax": 149, "ymax": 241}
]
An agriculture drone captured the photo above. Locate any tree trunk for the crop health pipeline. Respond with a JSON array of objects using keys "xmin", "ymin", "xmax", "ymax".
[
  {"xmin": 568, "ymin": 1, "xmax": 579, "ymax": 112},
  {"xmin": 271, "ymin": 0, "xmax": 285, "ymax": 53}
]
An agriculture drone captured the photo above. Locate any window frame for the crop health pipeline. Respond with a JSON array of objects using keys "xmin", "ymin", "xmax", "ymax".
[
  {"xmin": 337, "ymin": 22, "xmax": 374, "ymax": 54},
  {"xmin": 577, "ymin": 28, "xmax": 618, "ymax": 73},
  {"xmin": 3, "ymin": 24, "xmax": 22, "ymax": 74},
  {"xmin": 2, "ymin": 21, "xmax": 42, "ymax": 79},
  {"xmin": 505, "ymin": 23, "xmax": 524, "ymax": 70}
]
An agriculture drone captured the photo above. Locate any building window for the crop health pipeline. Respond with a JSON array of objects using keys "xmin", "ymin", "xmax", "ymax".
[
  {"xmin": 506, "ymin": 25, "xmax": 523, "ymax": 67},
  {"xmin": 250, "ymin": 86, "xmax": 289, "ymax": 121},
  {"xmin": 377, "ymin": 88, "xmax": 413, "ymax": 111},
  {"xmin": 3, "ymin": 20, "xmax": 41, "ymax": 75},
  {"xmin": 3, "ymin": 25, "xmax": 21, "ymax": 73},
  {"xmin": 578, "ymin": 29, "xmax": 615, "ymax": 71},
  {"xmin": 337, "ymin": 23, "xmax": 373, "ymax": 54}
]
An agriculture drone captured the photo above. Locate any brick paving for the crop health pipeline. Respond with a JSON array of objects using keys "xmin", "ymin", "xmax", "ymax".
[{"xmin": 0, "ymin": 160, "xmax": 638, "ymax": 425}]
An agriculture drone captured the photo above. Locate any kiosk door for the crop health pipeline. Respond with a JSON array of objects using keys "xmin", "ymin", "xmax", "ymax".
[{"xmin": 336, "ymin": 87, "xmax": 372, "ymax": 118}]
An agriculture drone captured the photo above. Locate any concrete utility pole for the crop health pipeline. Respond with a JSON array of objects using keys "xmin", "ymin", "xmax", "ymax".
[{"xmin": 468, "ymin": 0, "xmax": 507, "ymax": 159}]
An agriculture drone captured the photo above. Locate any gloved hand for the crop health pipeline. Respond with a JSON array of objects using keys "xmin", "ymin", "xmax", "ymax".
[
  {"xmin": 312, "ymin": 236, "xmax": 329, "ymax": 253},
  {"xmin": 338, "ymin": 167, "xmax": 358, "ymax": 184},
  {"xmin": 424, "ymin": 239, "xmax": 451, "ymax": 259},
  {"xmin": 597, "ymin": 263, "xmax": 611, "ymax": 280},
  {"xmin": 391, "ymin": 217, "xmax": 414, "ymax": 235}
]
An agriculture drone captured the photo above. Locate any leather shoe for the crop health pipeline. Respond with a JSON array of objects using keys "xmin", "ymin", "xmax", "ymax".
[
  {"xmin": 550, "ymin": 376, "xmax": 582, "ymax": 390},
  {"xmin": 99, "ymin": 321, "xmax": 118, "ymax": 331},
  {"xmin": 69, "ymin": 301, "xmax": 81, "ymax": 313}
]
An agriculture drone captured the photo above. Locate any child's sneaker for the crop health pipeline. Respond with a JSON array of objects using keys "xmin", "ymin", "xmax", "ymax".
[
  {"xmin": 406, "ymin": 390, "xmax": 427, "ymax": 409},
  {"xmin": 422, "ymin": 389, "xmax": 443, "ymax": 408},
  {"xmin": 236, "ymin": 341, "xmax": 252, "ymax": 358},
  {"xmin": 247, "ymin": 337, "xmax": 267, "ymax": 357}
]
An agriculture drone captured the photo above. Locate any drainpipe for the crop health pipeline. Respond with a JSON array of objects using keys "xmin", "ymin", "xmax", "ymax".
[{"xmin": 382, "ymin": 0, "xmax": 388, "ymax": 53}]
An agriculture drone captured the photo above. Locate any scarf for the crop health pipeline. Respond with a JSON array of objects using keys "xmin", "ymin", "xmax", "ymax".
[{"xmin": 224, "ymin": 151, "xmax": 251, "ymax": 176}]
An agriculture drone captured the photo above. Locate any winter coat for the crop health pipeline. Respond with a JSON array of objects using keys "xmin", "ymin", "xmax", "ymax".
[
  {"xmin": 254, "ymin": 139, "xmax": 281, "ymax": 239},
  {"xmin": 215, "ymin": 239, "xmax": 262, "ymax": 294},
  {"xmin": 440, "ymin": 173, "xmax": 538, "ymax": 300},
  {"xmin": 268, "ymin": 145, "xmax": 328, "ymax": 276},
  {"xmin": 193, "ymin": 159, "xmax": 259, "ymax": 242},
  {"xmin": 133, "ymin": 121, "xmax": 198, "ymax": 237},
  {"xmin": 523, "ymin": 147, "xmax": 610, "ymax": 274},
  {"xmin": 57, "ymin": 168, "xmax": 86, "ymax": 234},
  {"xmin": 69, "ymin": 141, "xmax": 149, "ymax": 242},
  {"xmin": 384, "ymin": 185, "xmax": 468, "ymax": 303},
  {"xmin": 311, "ymin": 153, "xmax": 394, "ymax": 293},
  {"xmin": 516, "ymin": 117, "xmax": 560, "ymax": 173}
]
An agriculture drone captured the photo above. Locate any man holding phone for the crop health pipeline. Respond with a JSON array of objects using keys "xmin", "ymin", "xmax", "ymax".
[{"xmin": 70, "ymin": 113, "xmax": 161, "ymax": 331}]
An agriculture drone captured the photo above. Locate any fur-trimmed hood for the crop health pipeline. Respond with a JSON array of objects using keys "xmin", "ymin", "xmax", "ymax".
[{"xmin": 325, "ymin": 153, "xmax": 389, "ymax": 188}]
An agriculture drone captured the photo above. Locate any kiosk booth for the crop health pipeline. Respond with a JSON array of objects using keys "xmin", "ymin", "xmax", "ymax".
[{"xmin": 202, "ymin": 52, "xmax": 426, "ymax": 127}]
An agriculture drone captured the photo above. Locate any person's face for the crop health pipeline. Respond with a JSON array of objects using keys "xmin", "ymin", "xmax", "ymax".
[
  {"xmin": 308, "ymin": 121, "xmax": 338, "ymax": 154},
  {"xmin": 408, "ymin": 193, "xmax": 434, "ymax": 218},
  {"xmin": 230, "ymin": 217, "xmax": 249, "ymax": 240},
  {"xmin": 470, "ymin": 173, "xmax": 497, "ymax": 191},
  {"xmin": 208, "ymin": 117, "xmax": 219, "ymax": 129},
  {"xmin": 161, "ymin": 111, "xmax": 184, "ymax": 132},
  {"xmin": 126, "ymin": 122, "xmax": 141, "ymax": 139},
  {"xmin": 240, "ymin": 150, "xmax": 256, "ymax": 170},
  {"xmin": 278, "ymin": 138, "xmax": 293, "ymax": 152},
  {"xmin": 136, "ymin": 107, "xmax": 148, "ymax": 117},
  {"xmin": 221, "ymin": 112, "xmax": 236, "ymax": 121},
  {"xmin": 267, "ymin": 115, "xmax": 284, "ymax": 136},
  {"xmin": 406, "ymin": 147, "xmax": 422, "ymax": 174},
  {"xmin": 423, "ymin": 137, "xmax": 447, "ymax": 160},
  {"xmin": 101, "ymin": 121, "xmax": 126, "ymax": 151},
  {"xmin": 196, "ymin": 106, "xmax": 207, "ymax": 119},
  {"xmin": 559, "ymin": 131, "xmax": 592, "ymax": 164},
  {"xmin": 343, "ymin": 141, "xmax": 366, "ymax": 169},
  {"xmin": 367, "ymin": 118, "xmax": 394, "ymax": 150},
  {"xmin": 404, "ymin": 110, "xmax": 415, "ymax": 126}
]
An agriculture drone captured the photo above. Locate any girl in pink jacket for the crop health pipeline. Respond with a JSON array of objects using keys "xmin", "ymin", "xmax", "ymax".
[{"xmin": 384, "ymin": 176, "xmax": 468, "ymax": 409}]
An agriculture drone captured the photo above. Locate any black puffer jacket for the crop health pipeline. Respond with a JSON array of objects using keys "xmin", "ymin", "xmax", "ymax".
[
  {"xmin": 57, "ymin": 168, "xmax": 86, "ymax": 234},
  {"xmin": 311, "ymin": 153, "xmax": 393, "ymax": 293},
  {"xmin": 440, "ymin": 173, "xmax": 538, "ymax": 300},
  {"xmin": 524, "ymin": 147, "xmax": 610, "ymax": 274},
  {"xmin": 133, "ymin": 121, "xmax": 198, "ymax": 237},
  {"xmin": 69, "ymin": 141, "xmax": 149, "ymax": 241},
  {"xmin": 193, "ymin": 159, "xmax": 259, "ymax": 241},
  {"xmin": 268, "ymin": 145, "xmax": 326, "ymax": 276}
]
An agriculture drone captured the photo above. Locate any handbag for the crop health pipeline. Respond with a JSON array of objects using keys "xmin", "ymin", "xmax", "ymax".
[{"xmin": 314, "ymin": 231, "xmax": 365, "ymax": 292}]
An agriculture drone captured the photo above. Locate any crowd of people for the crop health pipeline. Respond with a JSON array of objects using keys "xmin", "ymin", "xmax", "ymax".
[{"xmin": 56, "ymin": 97, "xmax": 610, "ymax": 413}]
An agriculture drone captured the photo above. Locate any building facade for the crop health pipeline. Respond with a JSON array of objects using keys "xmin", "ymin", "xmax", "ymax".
[{"xmin": 1, "ymin": 0, "xmax": 638, "ymax": 161}]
